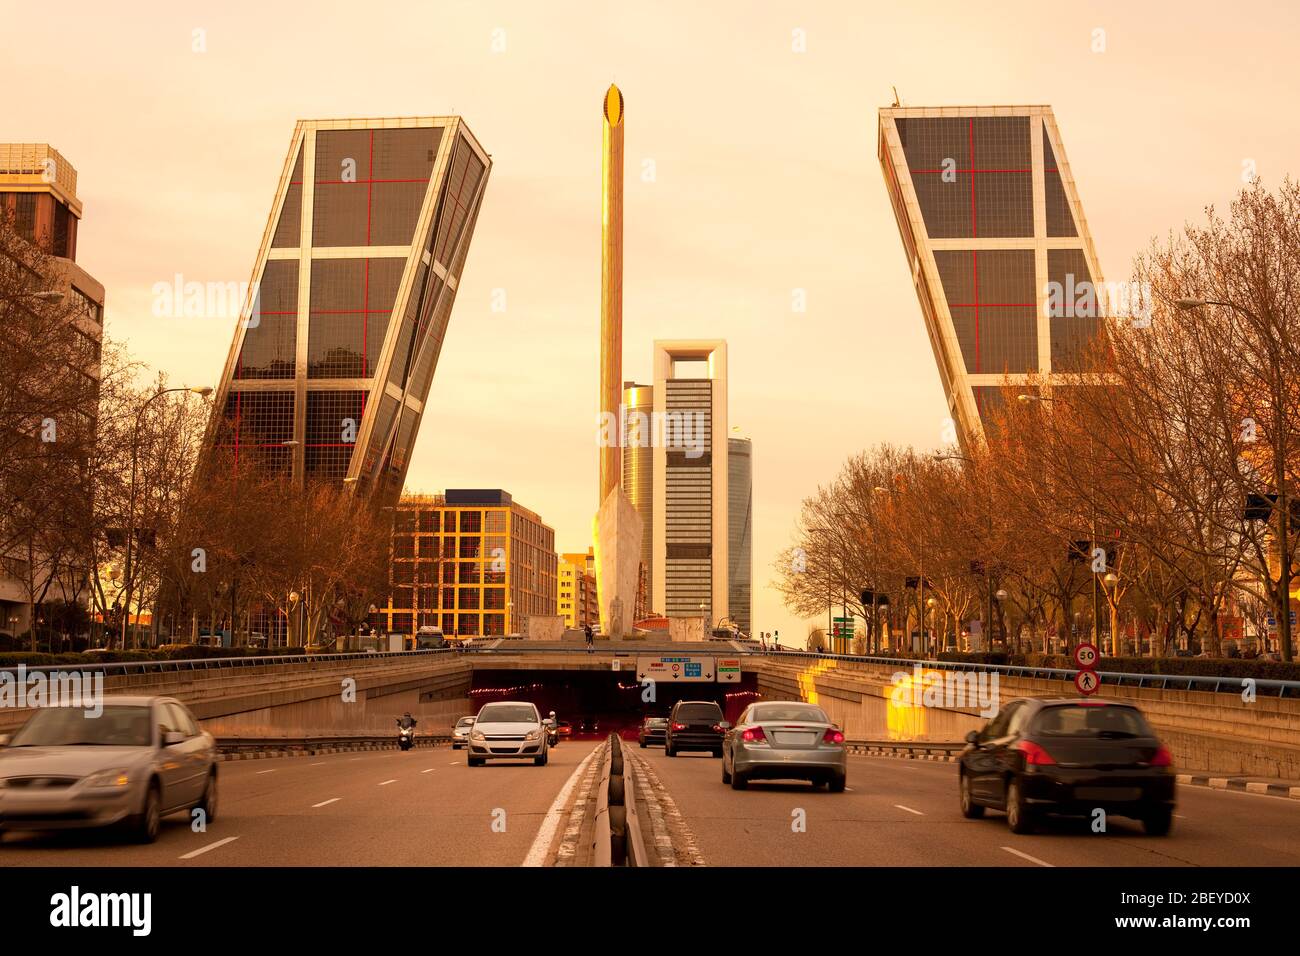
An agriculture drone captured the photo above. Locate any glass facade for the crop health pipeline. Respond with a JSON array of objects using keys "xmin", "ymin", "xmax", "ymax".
[
  {"xmin": 210, "ymin": 119, "xmax": 490, "ymax": 492},
  {"xmin": 881, "ymin": 107, "xmax": 1106, "ymax": 446}
]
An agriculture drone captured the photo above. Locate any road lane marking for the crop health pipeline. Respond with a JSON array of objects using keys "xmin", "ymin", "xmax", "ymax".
[
  {"xmin": 312, "ymin": 798, "xmax": 341, "ymax": 808},
  {"xmin": 421, "ymin": 768, "xmax": 434, "ymax": 774},
  {"xmin": 180, "ymin": 836, "xmax": 240, "ymax": 860},
  {"xmin": 256, "ymin": 769, "xmax": 276, "ymax": 775},
  {"xmin": 1001, "ymin": 846, "xmax": 1054, "ymax": 867},
  {"xmin": 1174, "ymin": 813, "xmax": 1187, "ymax": 819},
  {"xmin": 894, "ymin": 804, "xmax": 924, "ymax": 815},
  {"xmin": 523, "ymin": 747, "xmax": 602, "ymax": 867},
  {"xmin": 449, "ymin": 761, "xmax": 460, "ymax": 765},
  {"xmin": 310, "ymin": 762, "xmax": 326, "ymax": 767},
  {"xmin": 379, "ymin": 779, "xmax": 397, "ymax": 786}
]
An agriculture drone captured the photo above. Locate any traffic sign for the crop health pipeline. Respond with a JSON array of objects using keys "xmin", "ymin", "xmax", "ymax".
[
  {"xmin": 1074, "ymin": 669, "xmax": 1100, "ymax": 695},
  {"xmin": 1073, "ymin": 642, "xmax": 1099, "ymax": 670},
  {"xmin": 716, "ymin": 658, "xmax": 741, "ymax": 683},
  {"xmin": 636, "ymin": 655, "xmax": 715, "ymax": 682}
]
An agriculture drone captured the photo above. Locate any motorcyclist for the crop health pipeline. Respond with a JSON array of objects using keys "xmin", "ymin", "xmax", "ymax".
[{"xmin": 397, "ymin": 712, "xmax": 417, "ymax": 730}]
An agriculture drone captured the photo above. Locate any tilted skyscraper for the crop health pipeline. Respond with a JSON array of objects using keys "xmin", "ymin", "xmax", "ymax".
[
  {"xmin": 208, "ymin": 117, "xmax": 490, "ymax": 499},
  {"xmin": 878, "ymin": 106, "xmax": 1106, "ymax": 447}
]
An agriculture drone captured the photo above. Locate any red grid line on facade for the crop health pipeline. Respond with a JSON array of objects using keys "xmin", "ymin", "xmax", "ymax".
[
  {"xmin": 909, "ymin": 168, "xmax": 1032, "ymax": 174},
  {"xmin": 968, "ymin": 118, "xmax": 977, "ymax": 239},
  {"xmin": 313, "ymin": 178, "xmax": 430, "ymax": 185}
]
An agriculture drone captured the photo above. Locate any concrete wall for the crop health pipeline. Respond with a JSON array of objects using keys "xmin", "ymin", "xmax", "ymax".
[
  {"xmin": 527, "ymin": 615, "xmax": 566, "ymax": 641},
  {"xmin": 669, "ymin": 618, "xmax": 704, "ymax": 642},
  {"xmin": 758, "ymin": 657, "xmax": 1300, "ymax": 779}
]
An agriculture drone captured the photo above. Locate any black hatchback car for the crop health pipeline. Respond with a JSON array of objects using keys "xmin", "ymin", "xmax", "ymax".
[
  {"xmin": 958, "ymin": 697, "xmax": 1176, "ymax": 835},
  {"xmin": 665, "ymin": 700, "xmax": 728, "ymax": 757}
]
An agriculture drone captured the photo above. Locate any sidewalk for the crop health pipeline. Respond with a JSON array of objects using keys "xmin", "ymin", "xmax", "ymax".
[{"xmin": 1177, "ymin": 772, "xmax": 1300, "ymax": 800}]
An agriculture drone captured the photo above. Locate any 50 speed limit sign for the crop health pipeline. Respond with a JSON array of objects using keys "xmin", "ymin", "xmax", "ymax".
[{"xmin": 1073, "ymin": 642, "xmax": 1099, "ymax": 670}]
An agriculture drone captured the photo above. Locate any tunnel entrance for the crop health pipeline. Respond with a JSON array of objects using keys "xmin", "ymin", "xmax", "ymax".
[{"xmin": 466, "ymin": 668, "xmax": 760, "ymax": 740}]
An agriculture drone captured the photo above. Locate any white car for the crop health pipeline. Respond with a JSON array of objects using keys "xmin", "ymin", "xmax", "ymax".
[
  {"xmin": 466, "ymin": 701, "xmax": 550, "ymax": 767},
  {"xmin": 451, "ymin": 716, "xmax": 475, "ymax": 749}
]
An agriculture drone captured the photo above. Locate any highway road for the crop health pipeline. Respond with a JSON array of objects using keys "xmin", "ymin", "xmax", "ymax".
[
  {"xmin": 633, "ymin": 747, "xmax": 1300, "ymax": 867},
  {"xmin": 0, "ymin": 741, "xmax": 600, "ymax": 867}
]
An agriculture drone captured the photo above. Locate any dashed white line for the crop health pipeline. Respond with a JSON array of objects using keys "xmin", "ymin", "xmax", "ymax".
[
  {"xmin": 523, "ymin": 747, "xmax": 602, "ymax": 867},
  {"xmin": 310, "ymin": 762, "xmax": 326, "ymax": 767},
  {"xmin": 448, "ymin": 761, "xmax": 460, "ymax": 765},
  {"xmin": 255, "ymin": 769, "xmax": 276, "ymax": 775},
  {"xmin": 312, "ymin": 798, "xmax": 341, "ymax": 808},
  {"xmin": 1001, "ymin": 845, "xmax": 1054, "ymax": 867},
  {"xmin": 379, "ymin": 779, "xmax": 397, "ymax": 786},
  {"xmin": 894, "ymin": 804, "xmax": 924, "ymax": 816},
  {"xmin": 421, "ymin": 768, "xmax": 434, "ymax": 774},
  {"xmin": 179, "ymin": 836, "xmax": 240, "ymax": 860}
]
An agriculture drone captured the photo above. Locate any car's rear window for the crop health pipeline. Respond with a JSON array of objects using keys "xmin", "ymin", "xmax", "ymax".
[
  {"xmin": 1033, "ymin": 704, "xmax": 1152, "ymax": 738},
  {"xmin": 675, "ymin": 703, "xmax": 723, "ymax": 720},
  {"xmin": 645, "ymin": 718, "xmax": 667, "ymax": 726},
  {"xmin": 750, "ymin": 704, "xmax": 828, "ymax": 723}
]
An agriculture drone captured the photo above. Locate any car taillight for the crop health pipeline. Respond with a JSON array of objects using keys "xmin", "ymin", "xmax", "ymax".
[
  {"xmin": 671, "ymin": 722, "xmax": 686, "ymax": 731},
  {"xmin": 822, "ymin": 728, "xmax": 845, "ymax": 744},
  {"xmin": 1015, "ymin": 740, "xmax": 1057, "ymax": 766},
  {"xmin": 742, "ymin": 727, "xmax": 766, "ymax": 742},
  {"xmin": 1151, "ymin": 745, "xmax": 1173, "ymax": 768},
  {"xmin": 711, "ymin": 724, "xmax": 724, "ymax": 733}
]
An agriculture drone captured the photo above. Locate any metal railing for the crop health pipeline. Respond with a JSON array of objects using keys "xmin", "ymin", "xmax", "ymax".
[
  {"xmin": 217, "ymin": 732, "xmax": 451, "ymax": 756},
  {"xmin": 0, "ymin": 647, "xmax": 456, "ymax": 678},
  {"xmin": 760, "ymin": 649, "xmax": 1300, "ymax": 698}
]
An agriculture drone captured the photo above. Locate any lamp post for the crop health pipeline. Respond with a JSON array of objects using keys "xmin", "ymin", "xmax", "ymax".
[
  {"xmin": 120, "ymin": 386, "xmax": 213, "ymax": 649},
  {"xmin": 996, "ymin": 588, "xmax": 1009, "ymax": 650},
  {"xmin": 1177, "ymin": 298, "xmax": 1292, "ymax": 663}
]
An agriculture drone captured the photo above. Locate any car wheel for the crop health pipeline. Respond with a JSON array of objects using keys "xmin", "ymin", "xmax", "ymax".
[
  {"xmin": 828, "ymin": 774, "xmax": 846, "ymax": 793},
  {"xmin": 197, "ymin": 771, "xmax": 218, "ymax": 824},
  {"xmin": 712, "ymin": 748, "xmax": 723, "ymax": 759},
  {"xmin": 468, "ymin": 757, "xmax": 484, "ymax": 767},
  {"xmin": 535, "ymin": 750, "xmax": 548, "ymax": 766},
  {"xmin": 730, "ymin": 769, "xmax": 748, "ymax": 790},
  {"xmin": 1005, "ymin": 778, "xmax": 1034, "ymax": 834},
  {"xmin": 959, "ymin": 772, "xmax": 984, "ymax": 819},
  {"xmin": 721, "ymin": 756, "xmax": 732, "ymax": 784},
  {"xmin": 639, "ymin": 741, "xmax": 646, "ymax": 749},
  {"xmin": 1143, "ymin": 806, "xmax": 1173, "ymax": 836},
  {"xmin": 133, "ymin": 783, "xmax": 161, "ymax": 844},
  {"xmin": 667, "ymin": 743, "xmax": 676, "ymax": 757}
]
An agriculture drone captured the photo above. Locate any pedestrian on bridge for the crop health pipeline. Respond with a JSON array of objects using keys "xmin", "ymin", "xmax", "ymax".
[{"xmin": 584, "ymin": 623, "xmax": 594, "ymax": 653}]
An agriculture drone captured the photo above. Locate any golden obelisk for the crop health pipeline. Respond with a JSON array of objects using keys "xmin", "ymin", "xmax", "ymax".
[{"xmin": 593, "ymin": 83, "xmax": 641, "ymax": 640}]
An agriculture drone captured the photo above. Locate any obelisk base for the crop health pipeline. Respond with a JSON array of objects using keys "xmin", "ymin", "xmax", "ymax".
[{"xmin": 592, "ymin": 485, "xmax": 642, "ymax": 640}]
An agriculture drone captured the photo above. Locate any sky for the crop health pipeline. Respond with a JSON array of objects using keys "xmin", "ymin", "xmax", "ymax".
[{"xmin": 6, "ymin": 0, "xmax": 1298, "ymax": 642}]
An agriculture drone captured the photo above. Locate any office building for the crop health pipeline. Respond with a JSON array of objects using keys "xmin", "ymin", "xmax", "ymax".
[
  {"xmin": 206, "ymin": 117, "xmax": 491, "ymax": 499},
  {"xmin": 0, "ymin": 144, "xmax": 104, "ymax": 638},
  {"xmin": 652, "ymin": 340, "xmax": 728, "ymax": 624},
  {"xmin": 622, "ymin": 381, "xmax": 654, "ymax": 609},
  {"xmin": 878, "ymin": 106, "xmax": 1107, "ymax": 448},
  {"xmin": 382, "ymin": 489, "xmax": 556, "ymax": 639},
  {"xmin": 727, "ymin": 436, "xmax": 752, "ymax": 636},
  {"xmin": 558, "ymin": 549, "xmax": 599, "ymax": 628}
]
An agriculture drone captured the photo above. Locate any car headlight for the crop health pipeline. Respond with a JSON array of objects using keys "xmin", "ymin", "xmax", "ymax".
[
  {"xmin": 470, "ymin": 731, "xmax": 485, "ymax": 741},
  {"xmin": 83, "ymin": 768, "xmax": 131, "ymax": 789},
  {"xmin": 525, "ymin": 730, "xmax": 540, "ymax": 741}
]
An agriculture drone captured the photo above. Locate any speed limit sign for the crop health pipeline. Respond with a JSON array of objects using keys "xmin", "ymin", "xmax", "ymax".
[
  {"xmin": 1073, "ymin": 642, "xmax": 1099, "ymax": 670},
  {"xmin": 1074, "ymin": 669, "xmax": 1100, "ymax": 695}
]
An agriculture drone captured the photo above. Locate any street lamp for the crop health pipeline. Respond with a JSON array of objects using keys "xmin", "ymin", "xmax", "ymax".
[
  {"xmin": 995, "ymin": 588, "xmax": 1009, "ymax": 650},
  {"xmin": 120, "ymin": 386, "xmax": 213, "ymax": 649}
]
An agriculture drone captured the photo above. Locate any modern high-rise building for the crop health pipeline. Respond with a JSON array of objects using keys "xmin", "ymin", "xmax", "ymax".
[
  {"xmin": 558, "ymin": 549, "xmax": 599, "ymax": 628},
  {"xmin": 622, "ymin": 381, "xmax": 654, "ymax": 608},
  {"xmin": 206, "ymin": 118, "xmax": 490, "ymax": 499},
  {"xmin": 0, "ymin": 144, "xmax": 105, "ymax": 637},
  {"xmin": 878, "ymin": 106, "xmax": 1106, "ymax": 448},
  {"xmin": 383, "ymin": 490, "xmax": 556, "ymax": 640},
  {"xmin": 727, "ymin": 436, "xmax": 753, "ymax": 636},
  {"xmin": 652, "ymin": 340, "xmax": 728, "ymax": 624}
]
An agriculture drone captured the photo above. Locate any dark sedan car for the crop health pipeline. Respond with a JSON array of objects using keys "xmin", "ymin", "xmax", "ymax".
[
  {"xmin": 638, "ymin": 717, "xmax": 667, "ymax": 748},
  {"xmin": 959, "ymin": 697, "xmax": 1176, "ymax": 835},
  {"xmin": 665, "ymin": 700, "xmax": 727, "ymax": 757}
]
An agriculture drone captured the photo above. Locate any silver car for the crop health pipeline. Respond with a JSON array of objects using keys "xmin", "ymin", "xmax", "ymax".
[
  {"xmin": 721, "ymin": 701, "xmax": 847, "ymax": 791},
  {"xmin": 466, "ymin": 701, "xmax": 549, "ymax": 766},
  {"xmin": 0, "ymin": 696, "xmax": 217, "ymax": 843},
  {"xmin": 451, "ymin": 715, "xmax": 476, "ymax": 749}
]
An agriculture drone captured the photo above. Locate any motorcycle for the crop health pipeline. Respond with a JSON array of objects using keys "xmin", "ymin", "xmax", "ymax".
[
  {"xmin": 544, "ymin": 711, "xmax": 559, "ymax": 748},
  {"xmin": 396, "ymin": 719, "xmax": 415, "ymax": 751}
]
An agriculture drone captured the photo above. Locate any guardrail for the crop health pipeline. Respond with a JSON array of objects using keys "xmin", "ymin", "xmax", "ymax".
[
  {"xmin": 0, "ymin": 647, "xmax": 456, "ymax": 678},
  {"xmin": 216, "ymin": 732, "xmax": 451, "ymax": 758},
  {"xmin": 845, "ymin": 738, "xmax": 964, "ymax": 761},
  {"xmin": 760, "ymin": 650, "xmax": 1300, "ymax": 698},
  {"xmin": 591, "ymin": 734, "xmax": 642, "ymax": 867}
]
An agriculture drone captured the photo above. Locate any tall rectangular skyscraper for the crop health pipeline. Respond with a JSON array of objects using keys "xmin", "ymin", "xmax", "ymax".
[
  {"xmin": 208, "ymin": 118, "xmax": 490, "ymax": 499},
  {"xmin": 652, "ymin": 340, "xmax": 728, "ymax": 624},
  {"xmin": 878, "ymin": 106, "xmax": 1106, "ymax": 447},
  {"xmin": 727, "ymin": 436, "xmax": 752, "ymax": 637}
]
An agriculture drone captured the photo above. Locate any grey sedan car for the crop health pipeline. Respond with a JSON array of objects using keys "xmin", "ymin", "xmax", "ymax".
[
  {"xmin": 451, "ymin": 715, "xmax": 476, "ymax": 749},
  {"xmin": 721, "ymin": 701, "xmax": 847, "ymax": 791},
  {"xmin": 0, "ymin": 696, "xmax": 218, "ymax": 843}
]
